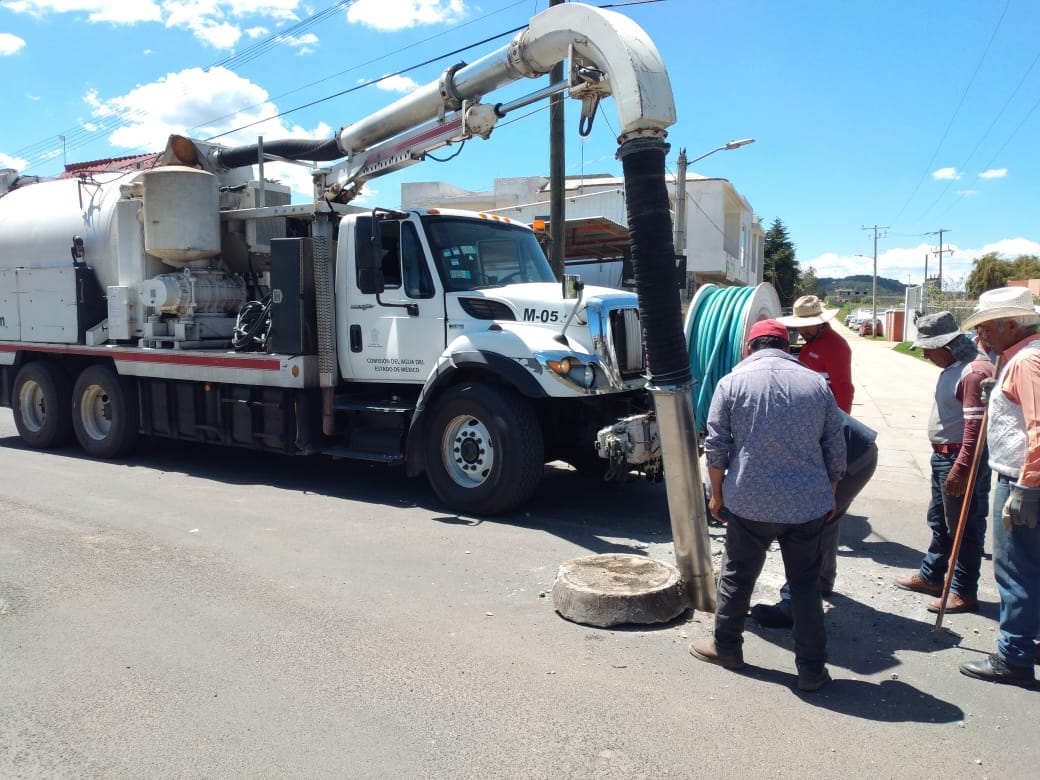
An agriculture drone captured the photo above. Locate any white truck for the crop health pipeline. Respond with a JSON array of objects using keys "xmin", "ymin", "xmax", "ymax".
[{"xmin": 0, "ymin": 2, "xmax": 677, "ymax": 516}]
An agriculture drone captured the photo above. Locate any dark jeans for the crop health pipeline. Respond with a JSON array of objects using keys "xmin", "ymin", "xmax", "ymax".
[
  {"xmin": 992, "ymin": 474, "xmax": 1040, "ymax": 668},
  {"xmin": 919, "ymin": 450, "xmax": 990, "ymax": 598},
  {"xmin": 715, "ymin": 511, "xmax": 828, "ymax": 673}
]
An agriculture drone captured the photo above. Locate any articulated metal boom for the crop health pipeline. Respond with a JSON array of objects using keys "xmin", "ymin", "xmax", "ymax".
[{"xmin": 168, "ymin": 3, "xmax": 674, "ymax": 204}]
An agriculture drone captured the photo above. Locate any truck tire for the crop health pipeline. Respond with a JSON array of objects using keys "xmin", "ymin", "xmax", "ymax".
[
  {"xmin": 12, "ymin": 362, "xmax": 73, "ymax": 448},
  {"xmin": 71, "ymin": 365, "xmax": 140, "ymax": 458},
  {"xmin": 425, "ymin": 383, "xmax": 544, "ymax": 516}
]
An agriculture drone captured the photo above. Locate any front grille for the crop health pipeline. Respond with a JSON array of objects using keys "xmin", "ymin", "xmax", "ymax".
[{"xmin": 609, "ymin": 307, "xmax": 645, "ymax": 377}]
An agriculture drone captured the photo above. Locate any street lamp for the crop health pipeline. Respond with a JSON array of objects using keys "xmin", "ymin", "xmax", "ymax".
[
  {"xmin": 687, "ymin": 138, "xmax": 755, "ymax": 166},
  {"xmin": 856, "ymin": 253, "xmax": 877, "ymax": 337}
]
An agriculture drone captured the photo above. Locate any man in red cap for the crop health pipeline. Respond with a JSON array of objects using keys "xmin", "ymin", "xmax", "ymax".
[{"xmin": 689, "ymin": 318, "xmax": 847, "ymax": 692}]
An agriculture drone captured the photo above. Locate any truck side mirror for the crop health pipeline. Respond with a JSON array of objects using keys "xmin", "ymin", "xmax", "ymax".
[
  {"xmin": 562, "ymin": 273, "xmax": 583, "ymax": 300},
  {"xmin": 355, "ymin": 216, "xmax": 385, "ymax": 295}
]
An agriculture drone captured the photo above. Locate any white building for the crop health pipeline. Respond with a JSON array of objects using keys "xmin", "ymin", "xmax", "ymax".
[{"xmin": 401, "ymin": 172, "xmax": 763, "ymax": 291}]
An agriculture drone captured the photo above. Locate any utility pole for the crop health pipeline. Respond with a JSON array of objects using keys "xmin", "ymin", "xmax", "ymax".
[
  {"xmin": 673, "ymin": 149, "xmax": 688, "ymax": 298},
  {"xmin": 548, "ymin": 0, "xmax": 565, "ymax": 279},
  {"xmin": 926, "ymin": 228, "xmax": 952, "ymax": 293},
  {"xmin": 922, "ymin": 252, "xmax": 929, "ymax": 314},
  {"xmin": 861, "ymin": 224, "xmax": 888, "ymax": 337}
]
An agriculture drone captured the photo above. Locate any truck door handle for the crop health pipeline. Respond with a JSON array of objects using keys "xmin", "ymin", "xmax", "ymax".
[{"xmin": 350, "ymin": 324, "xmax": 362, "ymax": 352}]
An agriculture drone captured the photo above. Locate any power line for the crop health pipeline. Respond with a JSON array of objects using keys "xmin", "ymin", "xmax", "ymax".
[{"xmin": 886, "ymin": 0, "xmax": 1010, "ymax": 231}]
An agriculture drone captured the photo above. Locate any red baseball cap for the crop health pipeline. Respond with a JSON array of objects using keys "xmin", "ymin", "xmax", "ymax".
[{"xmin": 747, "ymin": 318, "xmax": 789, "ymax": 344}]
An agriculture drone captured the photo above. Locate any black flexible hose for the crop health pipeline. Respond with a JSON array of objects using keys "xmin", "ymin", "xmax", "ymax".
[
  {"xmin": 619, "ymin": 137, "xmax": 691, "ymax": 387},
  {"xmin": 232, "ymin": 296, "xmax": 273, "ymax": 352},
  {"xmin": 217, "ymin": 138, "xmax": 342, "ymax": 169}
]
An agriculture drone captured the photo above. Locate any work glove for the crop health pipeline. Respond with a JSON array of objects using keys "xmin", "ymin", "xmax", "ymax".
[
  {"xmin": 1002, "ymin": 483, "xmax": 1040, "ymax": 530},
  {"xmin": 979, "ymin": 377, "xmax": 996, "ymax": 404}
]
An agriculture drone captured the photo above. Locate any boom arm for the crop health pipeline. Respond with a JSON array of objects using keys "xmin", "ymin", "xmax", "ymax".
[{"xmin": 169, "ymin": 3, "xmax": 674, "ymax": 204}]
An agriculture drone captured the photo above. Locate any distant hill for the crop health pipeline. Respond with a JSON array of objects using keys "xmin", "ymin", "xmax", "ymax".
[{"xmin": 818, "ymin": 275, "xmax": 906, "ymax": 299}]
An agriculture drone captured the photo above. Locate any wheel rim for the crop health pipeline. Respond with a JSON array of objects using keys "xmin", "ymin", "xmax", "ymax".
[
  {"xmin": 79, "ymin": 383, "xmax": 113, "ymax": 441},
  {"xmin": 441, "ymin": 413, "xmax": 495, "ymax": 488},
  {"xmin": 16, "ymin": 379, "xmax": 46, "ymax": 434}
]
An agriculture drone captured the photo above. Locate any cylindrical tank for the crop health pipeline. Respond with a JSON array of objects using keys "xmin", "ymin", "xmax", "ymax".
[
  {"xmin": 140, "ymin": 167, "xmax": 220, "ymax": 265},
  {"xmin": 0, "ymin": 174, "xmax": 131, "ymax": 289}
]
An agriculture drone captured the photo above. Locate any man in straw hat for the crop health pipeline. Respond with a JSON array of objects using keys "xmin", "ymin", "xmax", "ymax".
[
  {"xmin": 749, "ymin": 295, "xmax": 857, "ymax": 629},
  {"xmin": 690, "ymin": 319, "xmax": 846, "ymax": 692},
  {"xmin": 893, "ymin": 311, "xmax": 993, "ymax": 615},
  {"xmin": 958, "ymin": 286, "xmax": 1040, "ymax": 687},
  {"xmin": 777, "ymin": 295, "xmax": 854, "ymax": 413}
]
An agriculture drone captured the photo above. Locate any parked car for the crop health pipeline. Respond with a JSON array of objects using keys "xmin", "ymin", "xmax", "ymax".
[{"xmin": 859, "ymin": 318, "xmax": 883, "ymax": 338}]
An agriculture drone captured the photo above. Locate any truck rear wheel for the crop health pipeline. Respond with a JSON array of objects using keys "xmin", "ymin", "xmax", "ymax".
[
  {"xmin": 12, "ymin": 362, "xmax": 73, "ymax": 448},
  {"xmin": 425, "ymin": 383, "xmax": 544, "ymax": 515},
  {"xmin": 71, "ymin": 365, "xmax": 140, "ymax": 458}
]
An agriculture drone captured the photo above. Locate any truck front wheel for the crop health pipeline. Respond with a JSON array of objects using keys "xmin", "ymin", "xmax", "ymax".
[
  {"xmin": 12, "ymin": 362, "xmax": 73, "ymax": 448},
  {"xmin": 71, "ymin": 365, "xmax": 140, "ymax": 458},
  {"xmin": 424, "ymin": 383, "xmax": 544, "ymax": 516}
]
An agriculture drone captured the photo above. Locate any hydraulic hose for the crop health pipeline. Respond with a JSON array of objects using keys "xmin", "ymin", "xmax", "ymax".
[{"xmin": 686, "ymin": 284, "xmax": 759, "ymax": 427}]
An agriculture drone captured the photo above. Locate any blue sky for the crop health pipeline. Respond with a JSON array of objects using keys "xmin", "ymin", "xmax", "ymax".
[{"xmin": 2, "ymin": 0, "xmax": 1038, "ymax": 289}]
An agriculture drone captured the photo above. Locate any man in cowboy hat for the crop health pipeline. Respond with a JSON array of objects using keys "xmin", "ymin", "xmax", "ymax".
[
  {"xmin": 959, "ymin": 286, "xmax": 1040, "ymax": 687},
  {"xmin": 749, "ymin": 294, "xmax": 858, "ymax": 628},
  {"xmin": 893, "ymin": 311, "xmax": 993, "ymax": 614},
  {"xmin": 777, "ymin": 295, "xmax": 854, "ymax": 413},
  {"xmin": 689, "ymin": 319, "xmax": 846, "ymax": 692}
]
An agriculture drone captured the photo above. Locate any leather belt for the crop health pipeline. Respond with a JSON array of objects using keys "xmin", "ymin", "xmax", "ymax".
[{"xmin": 932, "ymin": 442, "xmax": 962, "ymax": 454}]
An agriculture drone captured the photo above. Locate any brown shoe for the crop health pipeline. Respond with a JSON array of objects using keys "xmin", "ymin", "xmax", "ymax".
[
  {"xmin": 894, "ymin": 573, "xmax": 942, "ymax": 596},
  {"xmin": 927, "ymin": 593, "xmax": 978, "ymax": 613},
  {"xmin": 688, "ymin": 639, "xmax": 746, "ymax": 670}
]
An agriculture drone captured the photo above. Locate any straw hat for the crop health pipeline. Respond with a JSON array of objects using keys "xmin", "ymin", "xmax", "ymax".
[
  {"xmin": 961, "ymin": 287, "xmax": 1039, "ymax": 330},
  {"xmin": 775, "ymin": 295, "xmax": 838, "ymax": 327}
]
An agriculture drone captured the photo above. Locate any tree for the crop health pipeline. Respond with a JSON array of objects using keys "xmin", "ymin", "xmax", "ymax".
[
  {"xmin": 763, "ymin": 218, "xmax": 800, "ymax": 306},
  {"xmin": 965, "ymin": 252, "xmax": 1040, "ymax": 297},
  {"xmin": 796, "ymin": 266, "xmax": 821, "ymax": 299},
  {"xmin": 1009, "ymin": 254, "xmax": 1040, "ymax": 281}
]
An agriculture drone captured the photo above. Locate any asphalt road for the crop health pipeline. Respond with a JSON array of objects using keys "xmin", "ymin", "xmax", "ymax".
[{"xmin": 1, "ymin": 327, "xmax": 1038, "ymax": 778}]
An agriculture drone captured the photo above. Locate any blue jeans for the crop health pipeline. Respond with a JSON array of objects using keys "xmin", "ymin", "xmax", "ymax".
[
  {"xmin": 715, "ymin": 511, "xmax": 828, "ymax": 673},
  {"xmin": 992, "ymin": 474, "xmax": 1040, "ymax": 668},
  {"xmin": 919, "ymin": 450, "xmax": 990, "ymax": 597}
]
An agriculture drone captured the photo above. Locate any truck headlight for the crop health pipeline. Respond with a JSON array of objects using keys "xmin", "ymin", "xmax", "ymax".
[{"xmin": 547, "ymin": 356, "xmax": 595, "ymax": 389}]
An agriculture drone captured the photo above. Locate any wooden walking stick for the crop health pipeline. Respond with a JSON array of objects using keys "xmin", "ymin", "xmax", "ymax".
[{"xmin": 934, "ymin": 357, "xmax": 1001, "ymax": 634}]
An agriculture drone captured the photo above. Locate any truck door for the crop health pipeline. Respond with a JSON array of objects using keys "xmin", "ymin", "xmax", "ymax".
[{"xmin": 340, "ymin": 216, "xmax": 445, "ymax": 383}]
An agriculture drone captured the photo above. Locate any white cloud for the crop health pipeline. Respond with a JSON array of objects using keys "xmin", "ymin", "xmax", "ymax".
[
  {"xmin": 347, "ymin": 0, "xmax": 467, "ymax": 31},
  {"xmin": 931, "ymin": 167, "xmax": 961, "ymax": 181},
  {"xmin": 954, "ymin": 189, "xmax": 978, "ymax": 197},
  {"xmin": 84, "ymin": 66, "xmax": 332, "ymax": 198},
  {"xmin": 373, "ymin": 74, "xmax": 420, "ymax": 93},
  {"xmin": 804, "ymin": 237, "xmax": 1040, "ymax": 292},
  {"xmin": 0, "ymin": 151, "xmax": 28, "ymax": 169},
  {"xmin": 0, "ymin": 32, "xmax": 26, "ymax": 54},
  {"xmin": 282, "ymin": 31, "xmax": 317, "ymax": 54},
  {"xmin": 978, "ymin": 168, "xmax": 1007, "ymax": 180},
  {"xmin": 4, "ymin": 1, "xmax": 306, "ymax": 50},
  {"xmin": 245, "ymin": 25, "xmax": 268, "ymax": 38},
  {"xmin": 3, "ymin": 0, "xmax": 162, "ymax": 24}
]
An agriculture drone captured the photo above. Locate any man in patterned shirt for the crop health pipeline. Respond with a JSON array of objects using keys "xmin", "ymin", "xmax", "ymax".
[
  {"xmin": 894, "ymin": 311, "xmax": 992, "ymax": 614},
  {"xmin": 689, "ymin": 319, "xmax": 847, "ymax": 692}
]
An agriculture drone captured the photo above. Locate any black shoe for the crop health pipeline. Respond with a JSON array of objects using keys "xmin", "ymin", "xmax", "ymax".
[
  {"xmin": 750, "ymin": 601, "xmax": 794, "ymax": 629},
  {"xmin": 797, "ymin": 667, "xmax": 831, "ymax": 692},
  {"xmin": 960, "ymin": 653, "xmax": 1036, "ymax": 688}
]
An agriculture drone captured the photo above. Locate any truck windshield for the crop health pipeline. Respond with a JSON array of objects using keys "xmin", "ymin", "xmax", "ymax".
[{"xmin": 420, "ymin": 214, "xmax": 557, "ymax": 292}]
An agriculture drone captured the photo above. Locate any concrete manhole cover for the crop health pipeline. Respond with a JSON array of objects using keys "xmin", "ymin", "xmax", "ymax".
[{"xmin": 552, "ymin": 553, "xmax": 688, "ymax": 628}]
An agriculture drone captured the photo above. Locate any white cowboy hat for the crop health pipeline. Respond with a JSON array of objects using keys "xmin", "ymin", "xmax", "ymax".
[
  {"xmin": 775, "ymin": 295, "xmax": 838, "ymax": 327},
  {"xmin": 962, "ymin": 286, "xmax": 1039, "ymax": 330}
]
